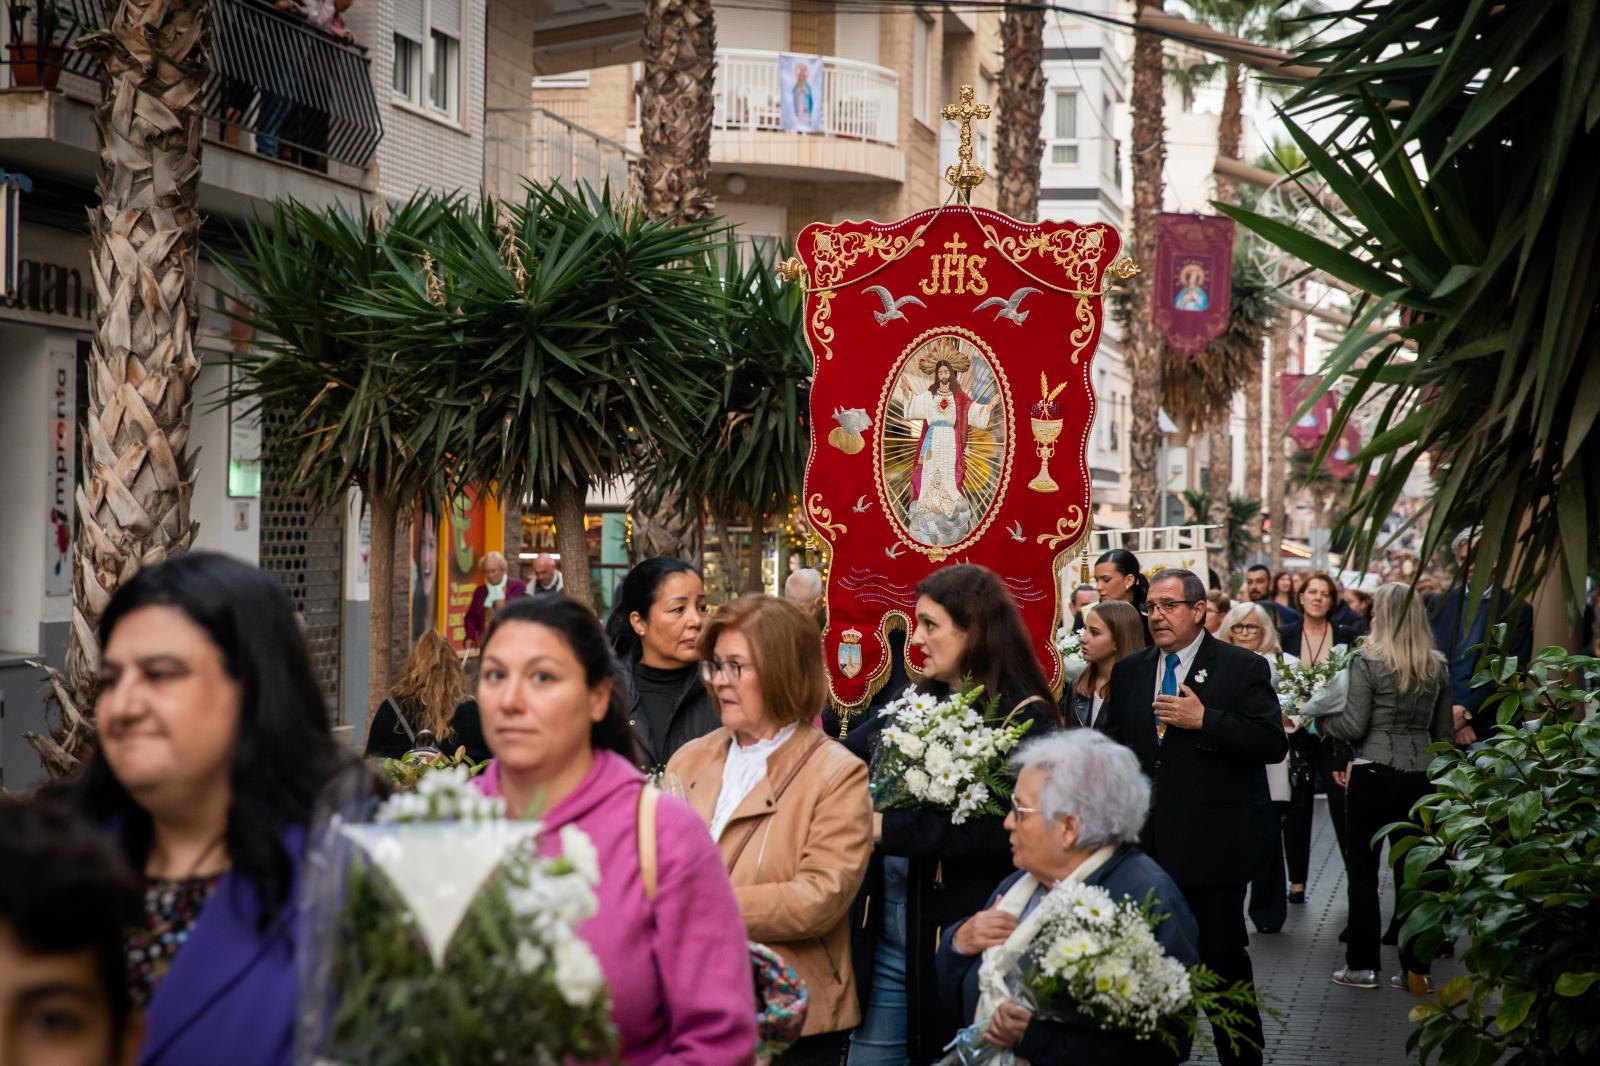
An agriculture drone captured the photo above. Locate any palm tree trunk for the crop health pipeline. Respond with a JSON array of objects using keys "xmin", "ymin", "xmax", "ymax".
[
  {"xmin": 711, "ymin": 502, "xmax": 742, "ymax": 597},
  {"xmin": 744, "ymin": 510, "xmax": 767, "ymax": 594},
  {"xmin": 1207, "ymin": 415, "xmax": 1233, "ymax": 582},
  {"xmin": 551, "ymin": 479, "xmax": 594, "ymax": 606},
  {"xmin": 39, "ymin": 0, "xmax": 210, "ymax": 769},
  {"xmin": 1267, "ymin": 323, "xmax": 1289, "ymax": 567},
  {"xmin": 996, "ymin": 0, "xmax": 1046, "ymax": 221},
  {"xmin": 367, "ymin": 489, "xmax": 398, "ymax": 720},
  {"xmin": 1126, "ymin": 0, "xmax": 1167, "ymax": 528},
  {"xmin": 1244, "ymin": 343, "xmax": 1264, "ymax": 541},
  {"xmin": 632, "ymin": 494, "xmax": 700, "ymax": 563},
  {"xmin": 639, "ymin": 0, "xmax": 716, "ymax": 222},
  {"xmin": 1214, "ymin": 63, "xmax": 1243, "ymax": 204}
]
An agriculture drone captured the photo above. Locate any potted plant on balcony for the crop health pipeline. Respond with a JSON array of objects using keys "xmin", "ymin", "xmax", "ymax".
[{"xmin": 6, "ymin": 0, "xmax": 66, "ymax": 89}]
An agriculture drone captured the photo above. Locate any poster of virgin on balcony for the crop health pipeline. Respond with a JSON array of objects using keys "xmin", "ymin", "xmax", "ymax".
[{"xmin": 780, "ymin": 54, "xmax": 826, "ymax": 133}]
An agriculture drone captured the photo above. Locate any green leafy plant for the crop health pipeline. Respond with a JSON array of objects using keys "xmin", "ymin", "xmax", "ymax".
[
  {"xmin": 377, "ymin": 746, "xmax": 486, "ymax": 793},
  {"xmin": 1387, "ymin": 645, "xmax": 1600, "ymax": 1064},
  {"xmin": 1217, "ymin": 0, "xmax": 1600, "ymax": 615}
]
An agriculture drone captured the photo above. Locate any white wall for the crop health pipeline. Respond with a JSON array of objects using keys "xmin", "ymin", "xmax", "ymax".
[
  {"xmin": 0, "ymin": 326, "xmax": 62, "ymax": 651},
  {"xmin": 188, "ymin": 358, "xmax": 260, "ymax": 563}
]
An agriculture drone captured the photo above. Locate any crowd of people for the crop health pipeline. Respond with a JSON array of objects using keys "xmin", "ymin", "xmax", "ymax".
[{"xmin": 0, "ymin": 534, "xmax": 1534, "ymax": 1066}]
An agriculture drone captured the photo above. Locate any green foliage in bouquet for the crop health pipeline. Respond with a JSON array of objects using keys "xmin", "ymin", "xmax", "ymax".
[
  {"xmin": 328, "ymin": 851, "xmax": 618, "ymax": 1066},
  {"xmin": 377, "ymin": 747, "xmax": 486, "ymax": 793},
  {"xmin": 1387, "ymin": 645, "xmax": 1600, "ymax": 1065}
]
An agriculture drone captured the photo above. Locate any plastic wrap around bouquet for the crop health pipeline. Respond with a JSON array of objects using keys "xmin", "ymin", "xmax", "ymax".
[
  {"xmin": 1274, "ymin": 647, "xmax": 1354, "ymax": 731},
  {"xmin": 296, "ymin": 766, "xmax": 619, "ymax": 1065},
  {"xmin": 939, "ymin": 881, "xmax": 1258, "ymax": 1065},
  {"xmin": 1054, "ymin": 628, "xmax": 1088, "ymax": 687},
  {"xmin": 870, "ymin": 682, "xmax": 1035, "ymax": 825}
]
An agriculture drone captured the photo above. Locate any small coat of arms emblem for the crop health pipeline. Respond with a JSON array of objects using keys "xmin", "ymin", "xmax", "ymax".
[{"xmin": 838, "ymin": 628, "xmax": 864, "ymax": 679}]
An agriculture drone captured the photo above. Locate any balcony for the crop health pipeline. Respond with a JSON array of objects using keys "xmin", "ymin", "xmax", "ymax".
[
  {"xmin": 2, "ymin": 0, "xmax": 382, "ymax": 209},
  {"xmin": 485, "ymin": 107, "xmax": 636, "ymax": 202},
  {"xmin": 630, "ymin": 49, "xmax": 904, "ymax": 183}
]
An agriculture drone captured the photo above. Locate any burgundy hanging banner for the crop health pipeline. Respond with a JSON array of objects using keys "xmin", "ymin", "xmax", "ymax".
[
  {"xmin": 1153, "ymin": 213, "xmax": 1234, "ymax": 356},
  {"xmin": 1282, "ymin": 373, "xmax": 1336, "ymax": 453}
]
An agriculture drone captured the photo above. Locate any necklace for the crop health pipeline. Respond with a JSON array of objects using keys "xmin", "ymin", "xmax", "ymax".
[{"xmin": 1303, "ymin": 619, "xmax": 1332, "ymax": 666}]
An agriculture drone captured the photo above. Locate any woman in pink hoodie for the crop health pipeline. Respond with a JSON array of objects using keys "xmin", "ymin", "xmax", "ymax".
[{"xmin": 472, "ymin": 595, "xmax": 757, "ymax": 1065}]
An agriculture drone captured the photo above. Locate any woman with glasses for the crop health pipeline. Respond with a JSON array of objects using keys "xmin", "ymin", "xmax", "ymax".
[
  {"xmin": 935, "ymin": 730, "xmax": 1200, "ymax": 1064},
  {"xmin": 847, "ymin": 564, "xmax": 1062, "ymax": 1065},
  {"xmin": 1217, "ymin": 602, "xmax": 1298, "ymax": 933},
  {"xmin": 666, "ymin": 596, "xmax": 873, "ymax": 1065},
  {"xmin": 1067, "ymin": 600, "xmax": 1146, "ymax": 730}
]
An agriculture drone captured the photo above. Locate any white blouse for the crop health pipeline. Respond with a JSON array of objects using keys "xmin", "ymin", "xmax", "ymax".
[{"xmin": 709, "ymin": 722, "xmax": 799, "ymax": 841}]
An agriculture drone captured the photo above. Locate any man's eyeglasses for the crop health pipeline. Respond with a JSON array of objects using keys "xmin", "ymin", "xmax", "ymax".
[
  {"xmin": 1141, "ymin": 598, "xmax": 1204, "ymax": 617},
  {"xmin": 701, "ymin": 659, "xmax": 752, "ymax": 683}
]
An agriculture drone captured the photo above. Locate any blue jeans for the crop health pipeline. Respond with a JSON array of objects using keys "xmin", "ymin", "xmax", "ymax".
[{"xmin": 846, "ymin": 896, "xmax": 908, "ymax": 1066}]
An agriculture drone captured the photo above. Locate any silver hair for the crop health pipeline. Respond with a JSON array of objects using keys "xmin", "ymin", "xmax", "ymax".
[
  {"xmin": 1150, "ymin": 567, "xmax": 1206, "ymax": 604},
  {"xmin": 1010, "ymin": 730, "xmax": 1150, "ymax": 849},
  {"xmin": 482, "ymin": 551, "xmax": 507, "ymax": 568},
  {"xmin": 1217, "ymin": 601, "xmax": 1283, "ymax": 653},
  {"xmin": 784, "ymin": 568, "xmax": 823, "ymax": 601}
]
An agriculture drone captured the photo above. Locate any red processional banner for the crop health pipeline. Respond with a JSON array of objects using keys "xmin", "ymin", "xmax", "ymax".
[
  {"xmin": 1152, "ymin": 212, "xmax": 1235, "ymax": 356},
  {"xmin": 1282, "ymin": 373, "xmax": 1362, "ymax": 479},
  {"xmin": 795, "ymin": 206, "xmax": 1124, "ymax": 708}
]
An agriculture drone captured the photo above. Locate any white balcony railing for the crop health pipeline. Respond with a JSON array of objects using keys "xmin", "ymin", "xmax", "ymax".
[{"xmin": 711, "ymin": 49, "xmax": 899, "ymax": 146}]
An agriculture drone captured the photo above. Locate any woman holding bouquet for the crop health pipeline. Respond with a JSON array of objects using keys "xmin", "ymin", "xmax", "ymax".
[
  {"xmin": 1066, "ymin": 600, "xmax": 1145, "ymax": 730},
  {"xmin": 474, "ymin": 595, "xmax": 756, "ymax": 1063},
  {"xmin": 936, "ymin": 730, "xmax": 1200, "ymax": 1064},
  {"xmin": 667, "ymin": 596, "xmax": 873, "ymax": 1064},
  {"xmin": 1322, "ymin": 584, "xmax": 1455, "ymax": 995},
  {"xmin": 69, "ymin": 553, "xmax": 342, "ymax": 1065},
  {"xmin": 847, "ymin": 564, "xmax": 1061, "ymax": 1065},
  {"xmin": 1279, "ymin": 571, "xmax": 1362, "ymax": 899}
]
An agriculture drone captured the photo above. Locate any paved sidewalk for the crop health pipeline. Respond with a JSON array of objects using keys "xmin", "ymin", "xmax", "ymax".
[{"xmin": 1191, "ymin": 796, "xmax": 1464, "ymax": 1066}]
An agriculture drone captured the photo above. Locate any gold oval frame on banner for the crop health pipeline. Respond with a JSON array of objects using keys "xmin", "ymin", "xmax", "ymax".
[{"xmin": 873, "ymin": 326, "xmax": 1016, "ymax": 563}]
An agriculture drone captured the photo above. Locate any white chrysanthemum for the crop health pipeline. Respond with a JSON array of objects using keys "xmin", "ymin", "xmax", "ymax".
[
  {"xmin": 515, "ymin": 939, "xmax": 546, "ymax": 974},
  {"xmin": 558, "ymin": 825, "xmax": 602, "ymax": 886},
  {"xmin": 924, "ymin": 744, "xmax": 953, "ymax": 774},
  {"xmin": 898, "ymin": 733, "xmax": 926, "ymax": 759},
  {"xmin": 552, "ymin": 935, "xmax": 606, "ymax": 1007},
  {"xmin": 904, "ymin": 767, "xmax": 931, "ymax": 797}
]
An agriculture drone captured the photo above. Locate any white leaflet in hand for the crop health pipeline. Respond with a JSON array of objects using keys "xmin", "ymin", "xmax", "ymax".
[{"xmin": 341, "ymin": 821, "xmax": 542, "ymax": 967}]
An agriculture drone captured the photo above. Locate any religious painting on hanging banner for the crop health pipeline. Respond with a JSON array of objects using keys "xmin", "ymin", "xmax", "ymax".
[
  {"xmin": 794, "ymin": 206, "xmax": 1127, "ymax": 708},
  {"xmin": 1152, "ymin": 212, "xmax": 1235, "ymax": 356},
  {"xmin": 1282, "ymin": 373, "xmax": 1363, "ymax": 480}
]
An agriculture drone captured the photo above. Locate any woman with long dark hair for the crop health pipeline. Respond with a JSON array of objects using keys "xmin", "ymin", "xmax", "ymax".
[
  {"xmin": 605, "ymin": 557, "xmax": 716, "ymax": 771},
  {"xmin": 364, "ymin": 630, "xmax": 489, "ymax": 762},
  {"xmin": 1093, "ymin": 548, "xmax": 1149, "ymax": 612},
  {"xmin": 848, "ymin": 564, "xmax": 1062, "ymax": 1065},
  {"xmin": 472, "ymin": 596, "xmax": 755, "ymax": 1063},
  {"xmin": 71, "ymin": 552, "xmax": 342, "ymax": 1065},
  {"xmin": 1067, "ymin": 600, "xmax": 1146, "ymax": 730}
]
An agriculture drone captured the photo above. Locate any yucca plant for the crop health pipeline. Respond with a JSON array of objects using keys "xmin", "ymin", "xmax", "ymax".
[
  {"xmin": 1217, "ymin": 0, "xmax": 1600, "ymax": 616},
  {"xmin": 218, "ymin": 194, "xmax": 470, "ymax": 713},
  {"xmin": 363, "ymin": 183, "xmax": 728, "ymax": 605},
  {"xmin": 634, "ymin": 240, "xmax": 811, "ymax": 594}
]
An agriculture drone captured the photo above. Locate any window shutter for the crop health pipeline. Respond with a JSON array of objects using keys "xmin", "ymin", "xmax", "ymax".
[
  {"xmin": 432, "ymin": 0, "xmax": 461, "ymax": 39},
  {"xmin": 395, "ymin": 0, "xmax": 423, "ymax": 41}
]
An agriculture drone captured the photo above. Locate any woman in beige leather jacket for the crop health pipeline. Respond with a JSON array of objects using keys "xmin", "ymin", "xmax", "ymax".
[{"xmin": 667, "ymin": 595, "xmax": 873, "ymax": 1065}]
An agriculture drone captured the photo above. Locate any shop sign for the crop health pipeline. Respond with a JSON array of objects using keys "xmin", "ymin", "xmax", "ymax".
[{"xmin": 46, "ymin": 349, "xmax": 74, "ymax": 596}]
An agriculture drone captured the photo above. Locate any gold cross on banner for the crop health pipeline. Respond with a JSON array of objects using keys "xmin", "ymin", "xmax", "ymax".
[{"xmin": 942, "ymin": 85, "xmax": 992, "ymax": 201}]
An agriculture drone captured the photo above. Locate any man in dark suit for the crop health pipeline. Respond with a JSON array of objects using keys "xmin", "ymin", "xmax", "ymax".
[
  {"xmin": 1100, "ymin": 568, "xmax": 1287, "ymax": 1066},
  {"xmin": 1430, "ymin": 533, "xmax": 1534, "ymax": 744},
  {"xmin": 1244, "ymin": 564, "xmax": 1298, "ymax": 630}
]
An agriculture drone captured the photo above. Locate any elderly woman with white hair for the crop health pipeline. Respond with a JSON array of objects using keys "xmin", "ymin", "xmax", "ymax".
[
  {"xmin": 464, "ymin": 550, "xmax": 527, "ymax": 647},
  {"xmin": 935, "ymin": 730, "xmax": 1200, "ymax": 1064}
]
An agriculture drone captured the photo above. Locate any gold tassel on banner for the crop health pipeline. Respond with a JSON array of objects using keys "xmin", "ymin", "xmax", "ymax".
[{"xmin": 1078, "ymin": 517, "xmax": 1096, "ymax": 585}]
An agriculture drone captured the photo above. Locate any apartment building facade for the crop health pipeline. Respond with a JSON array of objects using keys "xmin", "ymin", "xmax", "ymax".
[{"xmin": 0, "ymin": 0, "xmax": 565, "ymax": 787}]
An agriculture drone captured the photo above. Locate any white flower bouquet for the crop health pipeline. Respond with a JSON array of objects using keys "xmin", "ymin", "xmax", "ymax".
[
  {"xmin": 1055, "ymin": 626, "xmax": 1088, "ymax": 686},
  {"xmin": 296, "ymin": 765, "xmax": 618, "ymax": 1064},
  {"xmin": 939, "ymin": 881, "xmax": 1259, "ymax": 1064},
  {"xmin": 1274, "ymin": 647, "xmax": 1354, "ymax": 729},
  {"xmin": 870, "ymin": 682, "xmax": 1035, "ymax": 825}
]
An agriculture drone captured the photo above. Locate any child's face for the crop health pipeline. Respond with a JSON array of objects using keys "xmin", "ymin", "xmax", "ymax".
[{"xmin": 0, "ymin": 925, "xmax": 139, "ymax": 1066}]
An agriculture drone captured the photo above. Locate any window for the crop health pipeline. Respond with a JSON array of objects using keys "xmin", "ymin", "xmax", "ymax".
[
  {"xmin": 912, "ymin": 13, "xmax": 933, "ymax": 126},
  {"xmin": 393, "ymin": 34, "xmax": 421, "ymax": 98},
  {"xmin": 1102, "ymin": 94, "xmax": 1115, "ymax": 179},
  {"xmin": 532, "ymin": 73, "xmax": 590, "ymax": 89},
  {"xmin": 1051, "ymin": 90, "xmax": 1079, "ymax": 165},
  {"xmin": 393, "ymin": 0, "xmax": 462, "ymax": 120}
]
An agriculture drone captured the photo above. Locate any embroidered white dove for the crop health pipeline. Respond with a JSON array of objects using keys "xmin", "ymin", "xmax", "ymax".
[
  {"xmin": 973, "ymin": 286, "xmax": 1042, "ymax": 324},
  {"xmin": 865, "ymin": 286, "xmax": 926, "ymax": 325}
]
